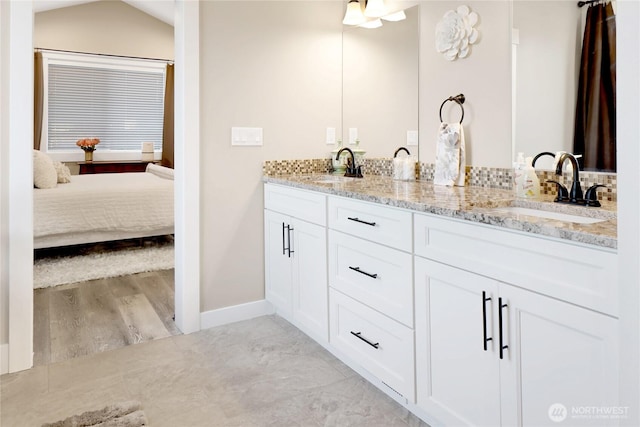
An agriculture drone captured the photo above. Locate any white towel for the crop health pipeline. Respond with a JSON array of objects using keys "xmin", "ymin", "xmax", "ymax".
[{"xmin": 434, "ymin": 122, "xmax": 466, "ymax": 186}]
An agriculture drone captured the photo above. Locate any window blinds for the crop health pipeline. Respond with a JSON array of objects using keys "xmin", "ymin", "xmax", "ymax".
[{"xmin": 47, "ymin": 62, "xmax": 165, "ymax": 152}]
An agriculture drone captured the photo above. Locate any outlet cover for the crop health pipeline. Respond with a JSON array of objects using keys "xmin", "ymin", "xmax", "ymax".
[
  {"xmin": 326, "ymin": 127, "xmax": 336, "ymax": 145},
  {"xmin": 407, "ymin": 130, "xmax": 419, "ymax": 146},
  {"xmin": 349, "ymin": 128, "xmax": 358, "ymax": 144}
]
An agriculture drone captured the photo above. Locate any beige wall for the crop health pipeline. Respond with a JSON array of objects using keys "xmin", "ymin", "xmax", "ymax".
[
  {"xmin": 419, "ymin": 1, "xmax": 512, "ymax": 168},
  {"xmin": 199, "ymin": 1, "xmax": 342, "ymax": 311},
  {"xmin": 34, "ymin": 0, "xmax": 173, "ymax": 59}
]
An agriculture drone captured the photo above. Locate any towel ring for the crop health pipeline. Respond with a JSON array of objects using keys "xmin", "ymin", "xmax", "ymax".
[{"xmin": 439, "ymin": 93, "xmax": 465, "ymax": 124}]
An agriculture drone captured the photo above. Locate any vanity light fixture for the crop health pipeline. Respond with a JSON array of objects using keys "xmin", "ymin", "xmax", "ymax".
[
  {"xmin": 343, "ymin": 0, "xmax": 404, "ymax": 28},
  {"xmin": 381, "ymin": 10, "xmax": 406, "ymax": 22},
  {"xmin": 359, "ymin": 19, "xmax": 383, "ymax": 29},
  {"xmin": 343, "ymin": 0, "xmax": 366, "ymax": 25},
  {"xmin": 364, "ymin": 0, "xmax": 387, "ymax": 18}
]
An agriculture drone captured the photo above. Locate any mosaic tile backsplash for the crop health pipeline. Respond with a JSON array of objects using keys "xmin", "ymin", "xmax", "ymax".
[{"xmin": 263, "ymin": 158, "xmax": 617, "ymax": 202}]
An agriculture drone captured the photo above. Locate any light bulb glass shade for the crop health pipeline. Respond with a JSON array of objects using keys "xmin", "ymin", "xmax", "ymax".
[
  {"xmin": 343, "ymin": 0, "xmax": 365, "ymax": 25},
  {"xmin": 364, "ymin": 0, "xmax": 387, "ymax": 18},
  {"xmin": 359, "ymin": 19, "xmax": 383, "ymax": 29},
  {"xmin": 381, "ymin": 10, "xmax": 406, "ymax": 22}
]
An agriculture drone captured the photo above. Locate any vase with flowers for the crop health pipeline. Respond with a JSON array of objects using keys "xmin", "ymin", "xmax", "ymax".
[{"xmin": 76, "ymin": 138, "xmax": 100, "ymax": 162}]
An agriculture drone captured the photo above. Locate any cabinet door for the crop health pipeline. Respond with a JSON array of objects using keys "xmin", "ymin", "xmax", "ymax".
[
  {"xmin": 415, "ymin": 257, "xmax": 502, "ymax": 427},
  {"xmin": 499, "ymin": 284, "xmax": 619, "ymax": 427},
  {"xmin": 291, "ymin": 218, "xmax": 328, "ymax": 342},
  {"xmin": 264, "ymin": 209, "xmax": 293, "ymax": 319}
]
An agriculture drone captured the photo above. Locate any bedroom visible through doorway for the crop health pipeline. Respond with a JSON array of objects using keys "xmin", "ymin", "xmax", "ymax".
[
  {"xmin": 31, "ymin": 0, "xmax": 179, "ymax": 365},
  {"xmin": 5, "ymin": 0, "xmax": 199, "ymax": 374}
]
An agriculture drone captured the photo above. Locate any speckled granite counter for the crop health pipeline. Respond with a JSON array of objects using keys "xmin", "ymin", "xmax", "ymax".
[{"xmin": 263, "ymin": 174, "xmax": 617, "ymax": 250}]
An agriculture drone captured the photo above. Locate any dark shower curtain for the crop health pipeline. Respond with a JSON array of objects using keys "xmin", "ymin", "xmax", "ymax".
[{"xmin": 573, "ymin": 2, "xmax": 616, "ymax": 172}]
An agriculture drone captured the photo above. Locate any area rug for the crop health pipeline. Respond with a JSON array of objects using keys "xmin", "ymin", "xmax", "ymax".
[
  {"xmin": 34, "ymin": 237, "xmax": 174, "ymax": 289},
  {"xmin": 42, "ymin": 401, "xmax": 147, "ymax": 427}
]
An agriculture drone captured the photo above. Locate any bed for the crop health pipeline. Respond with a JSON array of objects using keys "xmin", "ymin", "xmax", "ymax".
[{"xmin": 34, "ymin": 164, "xmax": 174, "ymax": 249}]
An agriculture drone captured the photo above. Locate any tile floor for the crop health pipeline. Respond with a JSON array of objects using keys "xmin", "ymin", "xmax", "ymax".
[{"xmin": 1, "ymin": 315, "xmax": 429, "ymax": 427}]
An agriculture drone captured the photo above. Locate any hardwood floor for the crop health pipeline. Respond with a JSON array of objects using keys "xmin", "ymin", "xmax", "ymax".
[{"xmin": 34, "ymin": 269, "xmax": 180, "ymax": 366}]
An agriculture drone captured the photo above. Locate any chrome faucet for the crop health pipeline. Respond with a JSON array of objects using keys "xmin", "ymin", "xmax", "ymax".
[
  {"xmin": 555, "ymin": 153, "xmax": 583, "ymax": 203},
  {"xmin": 336, "ymin": 147, "xmax": 363, "ymax": 178}
]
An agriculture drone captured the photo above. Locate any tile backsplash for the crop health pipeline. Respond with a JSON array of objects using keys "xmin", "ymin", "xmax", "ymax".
[
  {"xmin": 263, "ymin": 158, "xmax": 617, "ymax": 202},
  {"xmin": 263, "ymin": 158, "xmax": 332, "ymax": 175}
]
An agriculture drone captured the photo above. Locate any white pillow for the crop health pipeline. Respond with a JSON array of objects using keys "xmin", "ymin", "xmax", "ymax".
[
  {"xmin": 52, "ymin": 160, "xmax": 71, "ymax": 183},
  {"xmin": 146, "ymin": 163, "xmax": 174, "ymax": 180},
  {"xmin": 33, "ymin": 150, "xmax": 58, "ymax": 189}
]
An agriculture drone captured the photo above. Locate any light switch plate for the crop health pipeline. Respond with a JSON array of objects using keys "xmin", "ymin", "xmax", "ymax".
[
  {"xmin": 232, "ymin": 127, "xmax": 263, "ymax": 146},
  {"xmin": 326, "ymin": 127, "xmax": 336, "ymax": 145},
  {"xmin": 407, "ymin": 130, "xmax": 419, "ymax": 146}
]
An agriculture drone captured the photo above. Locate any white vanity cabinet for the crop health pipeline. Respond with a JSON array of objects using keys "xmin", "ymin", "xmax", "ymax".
[
  {"xmin": 263, "ymin": 180, "xmax": 620, "ymax": 427},
  {"xmin": 327, "ymin": 195, "xmax": 416, "ymax": 401},
  {"xmin": 414, "ymin": 213, "xmax": 619, "ymax": 427},
  {"xmin": 264, "ymin": 184, "xmax": 328, "ymax": 342}
]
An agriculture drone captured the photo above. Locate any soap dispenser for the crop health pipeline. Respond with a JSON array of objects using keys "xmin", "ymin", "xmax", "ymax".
[
  {"xmin": 393, "ymin": 147, "xmax": 415, "ymax": 181},
  {"xmin": 522, "ymin": 156, "xmax": 540, "ymax": 198}
]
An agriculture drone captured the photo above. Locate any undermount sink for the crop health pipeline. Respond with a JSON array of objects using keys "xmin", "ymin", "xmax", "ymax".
[
  {"xmin": 312, "ymin": 176, "xmax": 357, "ymax": 184},
  {"xmin": 492, "ymin": 207, "xmax": 606, "ymax": 224}
]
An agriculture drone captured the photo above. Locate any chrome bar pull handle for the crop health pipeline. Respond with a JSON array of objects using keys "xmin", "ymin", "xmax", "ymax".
[
  {"xmin": 350, "ymin": 331, "xmax": 379, "ymax": 349},
  {"xmin": 499, "ymin": 297, "xmax": 509, "ymax": 359},
  {"xmin": 348, "ymin": 266, "xmax": 378, "ymax": 279},
  {"xmin": 482, "ymin": 291, "xmax": 493, "ymax": 351},
  {"xmin": 347, "ymin": 217, "xmax": 376, "ymax": 227},
  {"xmin": 282, "ymin": 222, "xmax": 286, "ymax": 255},
  {"xmin": 286, "ymin": 225, "xmax": 294, "ymax": 258}
]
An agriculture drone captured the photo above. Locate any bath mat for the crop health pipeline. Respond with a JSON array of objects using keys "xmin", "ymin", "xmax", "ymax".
[
  {"xmin": 34, "ymin": 236, "xmax": 174, "ymax": 289},
  {"xmin": 42, "ymin": 401, "xmax": 147, "ymax": 426}
]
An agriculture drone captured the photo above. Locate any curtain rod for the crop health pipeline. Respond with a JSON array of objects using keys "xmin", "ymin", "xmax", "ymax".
[{"xmin": 35, "ymin": 47, "xmax": 174, "ymax": 64}]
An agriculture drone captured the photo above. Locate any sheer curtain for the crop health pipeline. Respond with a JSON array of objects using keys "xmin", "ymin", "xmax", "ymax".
[
  {"xmin": 34, "ymin": 51, "xmax": 44, "ymax": 150},
  {"xmin": 161, "ymin": 63, "xmax": 174, "ymax": 168},
  {"xmin": 573, "ymin": 2, "xmax": 616, "ymax": 172}
]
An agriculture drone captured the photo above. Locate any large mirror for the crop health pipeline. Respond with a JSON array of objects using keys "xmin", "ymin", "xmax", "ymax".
[
  {"xmin": 342, "ymin": 5, "xmax": 419, "ymax": 159},
  {"xmin": 512, "ymin": 1, "xmax": 616, "ymax": 171}
]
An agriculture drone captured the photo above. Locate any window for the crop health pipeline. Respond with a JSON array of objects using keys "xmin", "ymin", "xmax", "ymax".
[{"xmin": 41, "ymin": 51, "xmax": 167, "ymax": 161}]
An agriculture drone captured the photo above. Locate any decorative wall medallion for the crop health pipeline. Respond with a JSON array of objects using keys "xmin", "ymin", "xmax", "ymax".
[{"xmin": 435, "ymin": 5, "xmax": 479, "ymax": 61}]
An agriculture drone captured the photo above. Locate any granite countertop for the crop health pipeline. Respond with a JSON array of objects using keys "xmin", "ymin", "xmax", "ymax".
[{"xmin": 263, "ymin": 174, "xmax": 618, "ymax": 250}]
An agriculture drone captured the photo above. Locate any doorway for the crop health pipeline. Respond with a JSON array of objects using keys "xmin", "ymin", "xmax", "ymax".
[{"xmin": 4, "ymin": 0, "xmax": 200, "ymax": 373}]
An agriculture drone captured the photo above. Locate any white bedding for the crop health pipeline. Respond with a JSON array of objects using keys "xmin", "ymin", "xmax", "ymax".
[{"xmin": 34, "ymin": 171, "xmax": 174, "ymax": 248}]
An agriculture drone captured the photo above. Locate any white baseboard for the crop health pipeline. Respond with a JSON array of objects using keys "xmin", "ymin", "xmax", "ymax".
[
  {"xmin": 200, "ymin": 299, "xmax": 275, "ymax": 330},
  {"xmin": 1, "ymin": 343, "xmax": 8, "ymax": 375}
]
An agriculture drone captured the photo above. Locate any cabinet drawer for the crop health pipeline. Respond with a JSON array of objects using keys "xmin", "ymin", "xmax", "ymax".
[
  {"xmin": 264, "ymin": 184, "xmax": 327, "ymax": 226},
  {"xmin": 330, "ymin": 289, "xmax": 415, "ymax": 402},
  {"xmin": 414, "ymin": 213, "xmax": 618, "ymax": 316},
  {"xmin": 328, "ymin": 196, "xmax": 412, "ymax": 251},
  {"xmin": 329, "ymin": 230, "xmax": 413, "ymax": 326}
]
